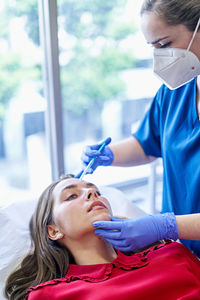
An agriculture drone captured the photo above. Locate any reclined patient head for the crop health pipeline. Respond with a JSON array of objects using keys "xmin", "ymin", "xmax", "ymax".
[
  {"xmin": 32, "ymin": 174, "xmax": 113, "ymax": 255},
  {"xmin": 5, "ymin": 174, "xmax": 113, "ymax": 300}
]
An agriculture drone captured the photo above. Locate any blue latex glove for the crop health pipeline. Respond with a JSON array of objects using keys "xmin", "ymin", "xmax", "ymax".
[
  {"xmin": 80, "ymin": 137, "xmax": 113, "ymax": 174},
  {"xmin": 93, "ymin": 213, "xmax": 179, "ymax": 251}
]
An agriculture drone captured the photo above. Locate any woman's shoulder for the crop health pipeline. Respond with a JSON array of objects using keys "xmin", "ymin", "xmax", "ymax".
[{"xmin": 25, "ymin": 277, "xmax": 67, "ymax": 299}]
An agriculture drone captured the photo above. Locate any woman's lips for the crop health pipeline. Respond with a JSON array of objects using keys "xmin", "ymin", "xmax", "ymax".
[{"xmin": 88, "ymin": 200, "xmax": 107, "ymax": 212}]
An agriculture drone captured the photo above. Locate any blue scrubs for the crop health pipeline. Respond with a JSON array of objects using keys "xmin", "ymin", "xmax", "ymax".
[{"xmin": 133, "ymin": 77, "xmax": 200, "ymax": 257}]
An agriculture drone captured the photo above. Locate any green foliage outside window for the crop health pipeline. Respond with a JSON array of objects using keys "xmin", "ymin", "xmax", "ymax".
[
  {"xmin": 59, "ymin": 0, "xmax": 137, "ymax": 114},
  {"xmin": 0, "ymin": 0, "xmax": 40, "ymax": 122},
  {"xmin": 0, "ymin": 0, "xmax": 137, "ymax": 119}
]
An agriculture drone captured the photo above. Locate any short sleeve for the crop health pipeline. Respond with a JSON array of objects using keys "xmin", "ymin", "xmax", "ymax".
[{"xmin": 133, "ymin": 86, "xmax": 164, "ymax": 157}]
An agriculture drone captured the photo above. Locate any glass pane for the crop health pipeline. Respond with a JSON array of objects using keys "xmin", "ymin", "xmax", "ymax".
[
  {"xmin": 0, "ymin": 0, "xmax": 51, "ymax": 206},
  {"xmin": 58, "ymin": 0, "xmax": 162, "ymax": 212}
]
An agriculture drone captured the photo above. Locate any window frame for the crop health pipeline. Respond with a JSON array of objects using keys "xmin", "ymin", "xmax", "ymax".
[{"xmin": 38, "ymin": 0, "xmax": 64, "ymax": 180}]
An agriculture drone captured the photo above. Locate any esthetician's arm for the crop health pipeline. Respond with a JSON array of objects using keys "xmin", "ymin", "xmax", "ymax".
[
  {"xmin": 93, "ymin": 213, "xmax": 200, "ymax": 252},
  {"xmin": 110, "ymin": 136, "xmax": 156, "ymax": 166},
  {"xmin": 79, "ymin": 136, "xmax": 156, "ymax": 176},
  {"xmin": 176, "ymin": 214, "xmax": 200, "ymax": 240}
]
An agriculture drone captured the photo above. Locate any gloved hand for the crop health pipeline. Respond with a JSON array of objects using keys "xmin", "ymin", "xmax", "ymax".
[
  {"xmin": 80, "ymin": 137, "xmax": 113, "ymax": 174},
  {"xmin": 93, "ymin": 213, "xmax": 179, "ymax": 251}
]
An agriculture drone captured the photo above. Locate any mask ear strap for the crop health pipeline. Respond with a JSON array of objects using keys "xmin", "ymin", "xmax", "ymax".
[{"xmin": 187, "ymin": 17, "xmax": 200, "ymax": 51}]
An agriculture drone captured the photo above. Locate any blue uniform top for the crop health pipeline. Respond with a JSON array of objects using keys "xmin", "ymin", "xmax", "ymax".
[{"xmin": 134, "ymin": 77, "xmax": 200, "ymax": 257}]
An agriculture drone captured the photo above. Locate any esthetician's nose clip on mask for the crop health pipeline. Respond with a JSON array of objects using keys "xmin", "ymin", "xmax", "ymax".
[{"xmin": 153, "ymin": 17, "xmax": 200, "ymax": 90}]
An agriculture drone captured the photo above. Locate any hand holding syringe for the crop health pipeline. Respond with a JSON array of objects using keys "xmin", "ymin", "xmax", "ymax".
[{"xmin": 75, "ymin": 137, "xmax": 113, "ymax": 180}]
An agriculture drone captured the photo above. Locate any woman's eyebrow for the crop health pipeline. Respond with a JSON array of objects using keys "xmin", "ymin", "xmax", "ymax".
[
  {"xmin": 61, "ymin": 184, "xmax": 77, "ymax": 192},
  {"xmin": 86, "ymin": 182, "xmax": 97, "ymax": 188},
  {"xmin": 61, "ymin": 182, "xmax": 97, "ymax": 192},
  {"xmin": 148, "ymin": 36, "xmax": 169, "ymax": 45}
]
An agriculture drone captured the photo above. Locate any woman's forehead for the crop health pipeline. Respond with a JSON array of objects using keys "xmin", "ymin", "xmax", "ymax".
[
  {"xmin": 141, "ymin": 12, "xmax": 168, "ymax": 42},
  {"xmin": 141, "ymin": 12, "xmax": 190, "ymax": 45},
  {"xmin": 53, "ymin": 178, "xmax": 96, "ymax": 195}
]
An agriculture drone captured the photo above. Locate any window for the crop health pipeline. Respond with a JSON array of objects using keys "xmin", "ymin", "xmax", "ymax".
[
  {"xmin": 57, "ymin": 0, "xmax": 162, "ymax": 212},
  {"xmin": 0, "ymin": 0, "xmax": 162, "ymax": 213},
  {"xmin": 0, "ymin": 0, "xmax": 51, "ymax": 206}
]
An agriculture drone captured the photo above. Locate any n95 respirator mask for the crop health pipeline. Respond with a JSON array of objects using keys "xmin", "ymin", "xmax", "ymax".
[{"xmin": 153, "ymin": 18, "xmax": 200, "ymax": 90}]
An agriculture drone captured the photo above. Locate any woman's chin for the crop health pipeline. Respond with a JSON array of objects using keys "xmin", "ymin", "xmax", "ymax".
[{"xmin": 92, "ymin": 212, "xmax": 111, "ymax": 223}]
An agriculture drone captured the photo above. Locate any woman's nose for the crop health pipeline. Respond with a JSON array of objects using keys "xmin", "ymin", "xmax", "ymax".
[{"xmin": 86, "ymin": 189, "xmax": 98, "ymax": 200}]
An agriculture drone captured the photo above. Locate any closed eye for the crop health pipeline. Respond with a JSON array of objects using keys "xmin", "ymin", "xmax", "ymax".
[
  {"xmin": 96, "ymin": 190, "xmax": 101, "ymax": 196},
  {"xmin": 66, "ymin": 194, "xmax": 78, "ymax": 201}
]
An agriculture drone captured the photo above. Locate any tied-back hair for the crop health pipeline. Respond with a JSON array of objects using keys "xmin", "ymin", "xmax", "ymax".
[
  {"xmin": 5, "ymin": 174, "xmax": 75, "ymax": 300},
  {"xmin": 140, "ymin": 0, "xmax": 200, "ymax": 32}
]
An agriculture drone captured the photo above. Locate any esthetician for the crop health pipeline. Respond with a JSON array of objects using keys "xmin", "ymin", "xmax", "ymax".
[{"xmin": 79, "ymin": 0, "xmax": 200, "ymax": 257}]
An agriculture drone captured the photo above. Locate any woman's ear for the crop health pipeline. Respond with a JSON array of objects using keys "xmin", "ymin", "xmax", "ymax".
[{"xmin": 47, "ymin": 224, "xmax": 64, "ymax": 240}]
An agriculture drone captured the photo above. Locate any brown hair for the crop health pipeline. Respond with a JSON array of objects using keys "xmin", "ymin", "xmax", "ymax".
[
  {"xmin": 140, "ymin": 0, "xmax": 200, "ymax": 31},
  {"xmin": 4, "ymin": 174, "xmax": 74, "ymax": 300}
]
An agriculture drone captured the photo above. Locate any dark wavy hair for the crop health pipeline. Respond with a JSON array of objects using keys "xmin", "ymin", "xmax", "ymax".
[
  {"xmin": 4, "ymin": 174, "xmax": 75, "ymax": 300},
  {"xmin": 140, "ymin": 0, "xmax": 200, "ymax": 32}
]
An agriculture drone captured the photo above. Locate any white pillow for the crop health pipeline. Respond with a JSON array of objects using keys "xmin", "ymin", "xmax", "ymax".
[
  {"xmin": 0, "ymin": 186, "xmax": 146, "ymax": 299},
  {"xmin": 100, "ymin": 186, "xmax": 146, "ymax": 219},
  {"xmin": 0, "ymin": 197, "xmax": 37, "ymax": 299}
]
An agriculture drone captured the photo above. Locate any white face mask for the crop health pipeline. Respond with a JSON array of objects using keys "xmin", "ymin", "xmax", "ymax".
[{"xmin": 153, "ymin": 18, "xmax": 200, "ymax": 90}]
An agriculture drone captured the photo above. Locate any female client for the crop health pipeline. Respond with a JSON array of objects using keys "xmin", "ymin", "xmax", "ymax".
[{"xmin": 5, "ymin": 175, "xmax": 200, "ymax": 300}]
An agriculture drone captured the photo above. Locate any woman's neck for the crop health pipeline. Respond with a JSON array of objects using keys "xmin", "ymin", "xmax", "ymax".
[{"xmin": 66, "ymin": 234, "xmax": 117, "ymax": 265}]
